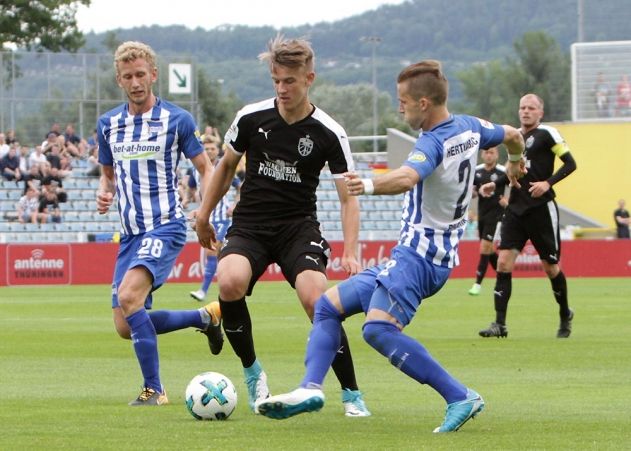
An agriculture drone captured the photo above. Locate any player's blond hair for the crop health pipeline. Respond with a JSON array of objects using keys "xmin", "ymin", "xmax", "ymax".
[
  {"xmin": 397, "ymin": 60, "xmax": 448, "ymax": 106},
  {"xmin": 113, "ymin": 41, "xmax": 157, "ymax": 74},
  {"xmin": 258, "ymin": 34, "xmax": 314, "ymax": 72}
]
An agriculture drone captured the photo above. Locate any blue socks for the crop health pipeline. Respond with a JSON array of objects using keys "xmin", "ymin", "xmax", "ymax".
[
  {"xmin": 201, "ymin": 255, "xmax": 217, "ymax": 293},
  {"xmin": 362, "ymin": 320, "xmax": 467, "ymax": 404},
  {"xmin": 126, "ymin": 309, "xmax": 161, "ymax": 392},
  {"xmin": 149, "ymin": 310, "xmax": 205, "ymax": 334},
  {"xmin": 301, "ymin": 295, "xmax": 342, "ymax": 389}
]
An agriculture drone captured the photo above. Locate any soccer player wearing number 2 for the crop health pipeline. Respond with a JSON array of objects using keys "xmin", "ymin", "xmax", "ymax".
[
  {"xmin": 255, "ymin": 60, "xmax": 525, "ymax": 433},
  {"xmin": 96, "ymin": 41, "xmax": 223, "ymax": 406}
]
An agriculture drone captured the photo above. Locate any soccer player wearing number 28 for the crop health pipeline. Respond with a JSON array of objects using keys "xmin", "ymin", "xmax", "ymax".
[
  {"xmin": 255, "ymin": 60, "xmax": 525, "ymax": 432},
  {"xmin": 96, "ymin": 41, "xmax": 223, "ymax": 406}
]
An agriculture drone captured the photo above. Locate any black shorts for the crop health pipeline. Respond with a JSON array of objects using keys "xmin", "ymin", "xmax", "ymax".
[
  {"xmin": 219, "ymin": 217, "xmax": 330, "ymax": 295},
  {"xmin": 478, "ymin": 212, "xmax": 501, "ymax": 242},
  {"xmin": 499, "ymin": 201, "xmax": 561, "ymax": 264}
]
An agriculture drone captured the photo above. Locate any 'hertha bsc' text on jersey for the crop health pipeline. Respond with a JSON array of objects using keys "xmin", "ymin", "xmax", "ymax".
[
  {"xmin": 401, "ymin": 115, "xmax": 505, "ymax": 268},
  {"xmin": 97, "ymin": 98, "xmax": 203, "ymax": 235},
  {"xmin": 224, "ymin": 98, "xmax": 354, "ymax": 225}
]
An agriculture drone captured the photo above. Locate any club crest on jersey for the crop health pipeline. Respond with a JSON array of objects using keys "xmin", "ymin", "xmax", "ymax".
[
  {"xmin": 298, "ymin": 135, "xmax": 314, "ymax": 156},
  {"xmin": 147, "ymin": 121, "xmax": 163, "ymax": 139},
  {"xmin": 525, "ymin": 135, "xmax": 535, "ymax": 149}
]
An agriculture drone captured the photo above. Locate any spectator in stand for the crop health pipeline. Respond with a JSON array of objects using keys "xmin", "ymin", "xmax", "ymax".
[
  {"xmin": 38, "ymin": 186, "xmax": 61, "ymax": 223},
  {"xmin": 5, "ymin": 129, "xmax": 17, "ymax": 145},
  {"xmin": 22, "ymin": 164, "xmax": 43, "ymax": 194},
  {"xmin": 18, "ymin": 145, "xmax": 30, "ymax": 174},
  {"xmin": 614, "ymin": 199, "xmax": 630, "ymax": 239},
  {"xmin": 615, "ymin": 74, "xmax": 631, "ymax": 117},
  {"xmin": 42, "ymin": 132, "xmax": 58, "ymax": 151},
  {"xmin": 0, "ymin": 133, "xmax": 10, "ymax": 158},
  {"xmin": 41, "ymin": 166, "xmax": 67, "ymax": 203},
  {"xmin": 0, "ymin": 145, "xmax": 22, "ymax": 181},
  {"xmin": 45, "ymin": 141, "xmax": 63, "ymax": 170},
  {"xmin": 86, "ymin": 129, "xmax": 98, "ymax": 151},
  {"xmin": 86, "ymin": 145, "xmax": 101, "ymax": 176},
  {"xmin": 63, "ymin": 123, "xmax": 86, "ymax": 159},
  {"xmin": 47, "ymin": 123, "xmax": 62, "ymax": 138},
  {"xmin": 17, "ymin": 186, "xmax": 41, "ymax": 224},
  {"xmin": 28, "ymin": 145, "xmax": 48, "ymax": 170},
  {"xmin": 593, "ymin": 72, "xmax": 611, "ymax": 118}
]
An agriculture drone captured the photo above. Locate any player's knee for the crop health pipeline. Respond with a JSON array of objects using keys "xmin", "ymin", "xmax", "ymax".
[
  {"xmin": 362, "ymin": 320, "xmax": 396, "ymax": 355},
  {"xmin": 216, "ymin": 271, "xmax": 248, "ymax": 299},
  {"xmin": 313, "ymin": 295, "xmax": 341, "ymax": 323}
]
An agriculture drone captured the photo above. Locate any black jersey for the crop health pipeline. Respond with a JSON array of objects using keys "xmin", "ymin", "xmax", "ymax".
[
  {"xmin": 508, "ymin": 124, "xmax": 568, "ymax": 216},
  {"xmin": 473, "ymin": 163, "xmax": 507, "ymax": 219},
  {"xmin": 614, "ymin": 207, "xmax": 630, "ymax": 238},
  {"xmin": 224, "ymin": 98, "xmax": 354, "ymax": 225}
]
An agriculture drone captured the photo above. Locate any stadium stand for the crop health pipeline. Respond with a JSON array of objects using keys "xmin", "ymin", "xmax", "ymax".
[{"xmin": 1, "ymin": 152, "xmax": 405, "ymax": 244}]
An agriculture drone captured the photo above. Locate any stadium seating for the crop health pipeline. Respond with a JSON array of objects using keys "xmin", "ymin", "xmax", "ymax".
[{"xmin": 1, "ymin": 153, "xmax": 407, "ymax": 244}]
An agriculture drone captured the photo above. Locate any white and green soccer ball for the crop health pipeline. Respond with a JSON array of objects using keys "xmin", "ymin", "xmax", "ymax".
[{"xmin": 185, "ymin": 371, "xmax": 237, "ymax": 420}]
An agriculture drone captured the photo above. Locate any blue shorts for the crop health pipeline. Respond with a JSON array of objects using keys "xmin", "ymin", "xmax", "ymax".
[
  {"xmin": 212, "ymin": 219, "xmax": 231, "ymax": 243},
  {"xmin": 111, "ymin": 220, "xmax": 187, "ymax": 309},
  {"xmin": 338, "ymin": 245, "xmax": 451, "ymax": 326}
]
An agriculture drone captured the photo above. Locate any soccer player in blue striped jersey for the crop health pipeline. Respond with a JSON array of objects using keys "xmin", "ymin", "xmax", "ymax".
[
  {"xmin": 190, "ymin": 139, "xmax": 241, "ymax": 302},
  {"xmin": 255, "ymin": 60, "xmax": 526, "ymax": 432},
  {"xmin": 96, "ymin": 41, "xmax": 222, "ymax": 406}
]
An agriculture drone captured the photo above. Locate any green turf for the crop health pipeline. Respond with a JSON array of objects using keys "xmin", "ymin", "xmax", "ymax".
[{"xmin": 1, "ymin": 278, "xmax": 630, "ymax": 450}]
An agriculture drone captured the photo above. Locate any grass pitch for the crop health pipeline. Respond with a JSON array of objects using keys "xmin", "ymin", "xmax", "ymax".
[{"xmin": 1, "ymin": 278, "xmax": 630, "ymax": 450}]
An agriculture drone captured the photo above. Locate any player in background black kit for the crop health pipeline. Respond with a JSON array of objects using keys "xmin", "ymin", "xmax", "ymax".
[
  {"xmin": 613, "ymin": 199, "xmax": 630, "ymax": 239},
  {"xmin": 479, "ymin": 93, "xmax": 577, "ymax": 339},
  {"xmin": 195, "ymin": 35, "xmax": 370, "ymax": 417},
  {"xmin": 468, "ymin": 146, "xmax": 508, "ymax": 296}
]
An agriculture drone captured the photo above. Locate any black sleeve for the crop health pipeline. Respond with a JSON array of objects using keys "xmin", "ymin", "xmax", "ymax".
[{"xmin": 547, "ymin": 152, "xmax": 577, "ymax": 186}]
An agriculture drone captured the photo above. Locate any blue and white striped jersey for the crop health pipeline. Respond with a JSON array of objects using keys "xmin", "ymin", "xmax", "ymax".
[
  {"xmin": 193, "ymin": 161, "xmax": 241, "ymax": 223},
  {"xmin": 97, "ymin": 98, "xmax": 203, "ymax": 235},
  {"xmin": 399, "ymin": 115, "xmax": 505, "ymax": 268}
]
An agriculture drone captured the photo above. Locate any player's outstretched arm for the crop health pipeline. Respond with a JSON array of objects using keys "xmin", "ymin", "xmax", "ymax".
[{"xmin": 344, "ymin": 166, "xmax": 419, "ymax": 197}]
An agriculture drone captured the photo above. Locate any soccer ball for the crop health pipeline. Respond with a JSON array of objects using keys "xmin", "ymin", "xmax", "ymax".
[{"xmin": 185, "ymin": 371, "xmax": 237, "ymax": 420}]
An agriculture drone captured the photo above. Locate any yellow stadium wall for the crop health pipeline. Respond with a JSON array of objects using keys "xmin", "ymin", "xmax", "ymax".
[{"xmin": 550, "ymin": 122, "xmax": 631, "ymax": 227}]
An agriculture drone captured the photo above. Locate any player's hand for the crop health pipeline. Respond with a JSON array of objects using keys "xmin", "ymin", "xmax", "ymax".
[
  {"xmin": 506, "ymin": 159, "xmax": 527, "ymax": 188},
  {"xmin": 341, "ymin": 254, "xmax": 362, "ymax": 276},
  {"xmin": 343, "ymin": 171, "xmax": 363, "ymax": 196},
  {"xmin": 528, "ymin": 180, "xmax": 551, "ymax": 198},
  {"xmin": 96, "ymin": 191, "xmax": 113, "ymax": 214},
  {"xmin": 196, "ymin": 218, "xmax": 216, "ymax": 250},
  {"xmin": 479, "ymin": 182, "xmax": 495, "ymax": 198}
]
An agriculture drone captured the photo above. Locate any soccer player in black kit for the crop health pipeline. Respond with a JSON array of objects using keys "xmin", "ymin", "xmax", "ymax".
[
  {"xmin": 468, "ymin": 146, "xmax": 508, "ymax": 296},
  {"xmin": 195, "ymin": 35, "xmax": 370, "ymax": 416},
  {"xmin": 479, "ymin": 94, "xmax": 577, "ymax": 338}
]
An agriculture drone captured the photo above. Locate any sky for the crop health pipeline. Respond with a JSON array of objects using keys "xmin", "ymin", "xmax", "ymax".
[{"xmin": 76, "ymin": 0, "xmax": 407, "ymax": 33}]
